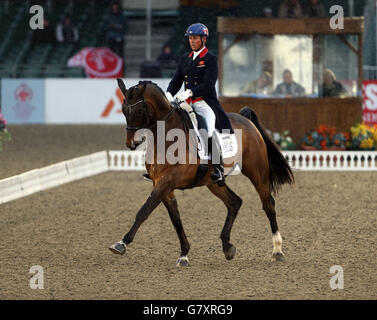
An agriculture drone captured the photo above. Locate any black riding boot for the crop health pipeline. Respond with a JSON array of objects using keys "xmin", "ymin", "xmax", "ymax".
[{"xmin": 209, "ymin": 137, "xmax": 225, "ymax": 184}]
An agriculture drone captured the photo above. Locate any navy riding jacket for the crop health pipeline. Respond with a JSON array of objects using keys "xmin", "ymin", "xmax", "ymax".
[{"xmin": 167, "ymin": 47, "xmax": 233, "ymax": 133}]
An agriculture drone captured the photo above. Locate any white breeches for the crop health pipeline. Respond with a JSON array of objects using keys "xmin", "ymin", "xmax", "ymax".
[{"xmin": 191, "ymin": 100, "xmax": 216, "ymax": 138}]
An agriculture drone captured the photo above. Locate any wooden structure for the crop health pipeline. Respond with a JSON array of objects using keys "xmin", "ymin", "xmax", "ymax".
[{"xmin": 217, "ymin": 17, "xmax": 364, "ymax": 143}]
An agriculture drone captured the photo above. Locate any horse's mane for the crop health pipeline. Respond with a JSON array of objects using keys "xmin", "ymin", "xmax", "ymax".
[{"xmin": 138, "ymin": 80, "xmax": 166, "ymax": 97}]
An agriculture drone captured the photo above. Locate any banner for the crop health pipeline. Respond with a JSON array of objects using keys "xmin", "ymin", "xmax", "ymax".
[
  {"xmin": 1, "ymin": 80, "xmax": 45, "ymax": 124},
  {"xmin": 67, "ymin": 47, "xmax": 124, "ymax": 78},
  {"xmin": 362, "ymin": 80, "xmax": 377, "ymax": 125},
  {"xmin": 45, "ymin": 78, "xmax": 172, "ymax": 124}
]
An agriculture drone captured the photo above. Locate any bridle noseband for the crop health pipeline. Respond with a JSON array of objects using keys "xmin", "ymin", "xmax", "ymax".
[{"xmin": 123, "ymin": 84, "xmax": 180, "ymax": 132}]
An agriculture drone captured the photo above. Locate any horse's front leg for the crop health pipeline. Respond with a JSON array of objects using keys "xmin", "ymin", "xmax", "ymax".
[
  {"xmin": 163, "ymin": 192, "xmax": 190, "ymax": 267},
  {"xmin": 109, "ymin": 182, "xmax": 169, "ymax": 255}
]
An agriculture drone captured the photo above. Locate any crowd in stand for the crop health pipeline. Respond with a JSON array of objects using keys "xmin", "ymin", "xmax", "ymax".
[
  {"xmin": 29, "ymin": 0, "xmax": 127, "ymax": 54},
  {"xmin": 28, "ymin": 0, "xmax": 335, "ymax": 82}
]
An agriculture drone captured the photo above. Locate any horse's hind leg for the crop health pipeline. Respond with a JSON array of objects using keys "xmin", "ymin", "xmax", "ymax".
[
  {"xmin": 163, "ymin": 192, "xmax": 190, "ymax": 267},
  {"xmin": 246, "ymin": 170, "xmax": 285, "ymax": 262},
  {"xmin": 207, "ymin": 183, "xmax": 243, "ymax": 260},
  {"xmin": 261, "ymin": 192, "xmax": 284, "ymax": 262}
]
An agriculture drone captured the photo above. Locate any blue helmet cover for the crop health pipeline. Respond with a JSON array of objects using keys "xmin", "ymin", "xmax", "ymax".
[{"xmin": 185, "ymin": 23, "xmax": 209, "ymax": 38}]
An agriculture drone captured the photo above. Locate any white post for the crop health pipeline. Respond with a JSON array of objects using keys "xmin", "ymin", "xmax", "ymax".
[{"xmin": 146, "ymin": 0, "xmax": 152, "ymax": 60}]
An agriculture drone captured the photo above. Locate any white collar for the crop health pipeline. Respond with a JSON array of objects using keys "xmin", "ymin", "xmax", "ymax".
[{"xmin": 192, "ymin": 46, "xmax": 206, "ymax": 60}]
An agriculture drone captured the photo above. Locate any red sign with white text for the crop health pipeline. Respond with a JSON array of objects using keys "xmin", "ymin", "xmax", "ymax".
[{"xmin": 363, "ymin": 81, "xmax": 377, "ymax": 125}]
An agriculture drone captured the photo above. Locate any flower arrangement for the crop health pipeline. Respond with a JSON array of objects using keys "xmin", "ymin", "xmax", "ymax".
[
  {"xmin": 0, "ymin": 112, "xmax": 11, "ymax": 152},
  {"xmin": 267, "ymin": 129, "xmax": 296, "ymax": 150},
  {"xmin": 348, "ymin": 123, "xmax": 377, "ymax": 150},
  {"xmin": 301, "ymin": 125, "xmax": 349, "ymax": 150}
]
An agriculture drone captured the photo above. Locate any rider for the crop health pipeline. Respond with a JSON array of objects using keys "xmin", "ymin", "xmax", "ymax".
[{"xmin": 165, "ymin": 23, "xmax": 233, "ymax": 183}]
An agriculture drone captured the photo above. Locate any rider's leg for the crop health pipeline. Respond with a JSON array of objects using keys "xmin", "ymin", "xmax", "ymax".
[{"xmin": 192, "ymin": 100, "xmax": 224, "ymax": 182}]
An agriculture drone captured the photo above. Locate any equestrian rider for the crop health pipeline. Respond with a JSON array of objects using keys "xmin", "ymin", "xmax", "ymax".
[{"xmin": 165, "ymin": 23, "xmax": 233, "ymax": 183}]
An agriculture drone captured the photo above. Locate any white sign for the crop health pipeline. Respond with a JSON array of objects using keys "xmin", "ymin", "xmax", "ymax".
[{"xmin": 45, "ymin": 79, "xmax": 172, "ymax": 124}]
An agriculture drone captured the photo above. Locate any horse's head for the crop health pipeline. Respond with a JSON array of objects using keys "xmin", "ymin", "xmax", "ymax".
[
  {"xmin": 117, "ymin": 79, "xmax": 151, "ymax": 150},
  {"xmin": 117, "ymin": 79, "xmax": 171, "ymax": 150}
]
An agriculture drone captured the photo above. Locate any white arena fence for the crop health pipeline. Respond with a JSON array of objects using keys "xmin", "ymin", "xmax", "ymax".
[{"xmin": 1, "ymin": 150, "xmax": 376, "ymax": 205}]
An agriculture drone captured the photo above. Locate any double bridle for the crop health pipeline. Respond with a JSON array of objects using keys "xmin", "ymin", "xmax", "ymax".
[{"xmin": 123, "ymin": 91, "xmax": 181, "ymax": 132}]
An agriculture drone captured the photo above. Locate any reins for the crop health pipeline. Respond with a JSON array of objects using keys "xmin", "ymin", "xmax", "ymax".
[{"xmin": 124, "ymin": 90, "xmax": 181, "ymax": 131}]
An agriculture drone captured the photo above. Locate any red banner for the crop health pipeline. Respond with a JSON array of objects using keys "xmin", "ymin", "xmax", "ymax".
[
  {"xmin": 67, "ymin": 47, "xmax": 124, "ymax": 78},
  {"xmin": 363, "ymin": 80, "xmax": 377, "ymax": 125}
]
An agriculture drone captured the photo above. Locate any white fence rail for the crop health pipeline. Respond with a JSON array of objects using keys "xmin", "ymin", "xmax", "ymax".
[
  {"xmin": 283, "ymin": 151, "xmax": 377, "ymax": 171},
  {"xmin": 0, "ymin": 151, "xmax": 108, "ymax": 205},
  {"xmin": 1, "ymin": 150, "xmax": 377, "ymax": 205}
]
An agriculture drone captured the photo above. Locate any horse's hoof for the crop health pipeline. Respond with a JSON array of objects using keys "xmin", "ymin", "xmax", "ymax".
[
  {"xmin": 175, "ymin": 256, "xmax": 189, "ymax": 267},
  {"xmin": 109, "ymin": 241, "xmax": 126, "ymax": 255},
  {"xmin": 224, "ymin": 245, "xmax": 236, "ymax": 260},
  {"xmin": 271, "ymin": 252, "xmax": 285, "ymax": 262}
]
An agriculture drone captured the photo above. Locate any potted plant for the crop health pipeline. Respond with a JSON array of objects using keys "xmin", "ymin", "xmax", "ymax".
[
  {"xmin": 301, "ymin": 125, "xmax": 349, "ymax": 150},
  {"xmin": 0, "ymin": 112, "xmax": 11, "ymax": 152},
  {"xmin": 267, "ymin": 129, "xmax": 296, "ymax": 150},
  {"xmin": 348, "ymin": 123, "xmax": 377, "ymax": 150}
]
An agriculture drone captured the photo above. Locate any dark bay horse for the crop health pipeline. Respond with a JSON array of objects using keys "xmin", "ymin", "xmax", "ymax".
[{"xmin": 109, "ymin": 79, "xmax": 294, "ymax": 266}]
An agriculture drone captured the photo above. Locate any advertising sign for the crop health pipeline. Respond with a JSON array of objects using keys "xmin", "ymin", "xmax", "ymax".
[
  {"xmin": 1, "ymin": 79, "xmax": 45, "ymax": 124},
  {"xmin": 362, "ymin": 80, "xmax": 377, "ymax": 125},
  {"xmin": 67, "ymin": 47, "xmax": 124, "ymax": 78},
  {"xmin": 45, "ymin": 79, "xmax": 172, "ymax": 124}
]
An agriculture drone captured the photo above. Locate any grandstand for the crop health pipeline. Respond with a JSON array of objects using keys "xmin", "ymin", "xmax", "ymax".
[{"xmin": 0, "ymin": 0, "xmax": 370, "ymax": 79}]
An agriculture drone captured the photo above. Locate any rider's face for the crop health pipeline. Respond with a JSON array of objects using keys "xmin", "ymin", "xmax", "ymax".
[{"xmin": 189, "ymin": 35, "xmax": 205, "ymax": 51}]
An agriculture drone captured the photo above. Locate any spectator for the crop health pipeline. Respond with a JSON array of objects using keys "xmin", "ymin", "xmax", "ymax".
[
  {"xmin": 278, "ymin": 0, "xmax": 303, "ymax": 18},
  {"xmin": 242, "ymin": 71, "xmax": 273, "ymax": 96},
  {"xmin": 322, "ymin": 69, "xmax": 348, "ymax": 97},
  {"xmin": 263, "ymin": 7, "xmax": 274, "ymax": 18},
  {"xmin": 103, "ymin": 0, "xmax": 128, "ymax": 58},
  {"xmin": 30, "ymin": 16, "xmax": 55, "ymax": 46},
  {"xmin": 157, "ymin": 43, "xmax": 177, "ymax": 69},
  {"xmin": 273, "ymin": 69, "xmax": 305, "ymax": 97},
  {"xmin": 56, "ymin": 15, "xmax": 79, "ymax": 44},
  {"xmin": 303, "ymin": 0, "xmax": 327, "ymax": 17}
]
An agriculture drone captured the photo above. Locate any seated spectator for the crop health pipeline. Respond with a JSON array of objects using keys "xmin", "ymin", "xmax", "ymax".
[
  {"xmin": 303, "ymin": 0, "xmax": 327, "ymax": 17},
  {"xmin": 322, "ymin": 69, "xmax": 348, "ymax": 97},
  {"xmin": 273, "ymin": 69, "xmax": 305, "ymax": 97},
  {"xmin": 30, "ymin": 16, "xmax": 55, "ymax": 46},
  {"xmin": 278, "ymin": 0, "xmax": 303, "ymax": 18},
  {"xmin": 263, "ymin": 7, "xmax": 274, "ymax": 18},
  {"xmin": 242, "ymin": 71, "xmax": 273, "ymax": 96},
  {"xmin": 56, "ymin": 15, "xmax": 79, "ymax": 44},
  {"xmin": 157, "ymin": 43, "xmax": 177, "ymax": 69},
  {"xmin": 103, "ymin": 1, "xmax": 128, "ymax": 58}
]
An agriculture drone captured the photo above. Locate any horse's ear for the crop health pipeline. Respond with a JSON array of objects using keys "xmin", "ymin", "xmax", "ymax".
[{"xmin": 117, "ymin": 78, "xmax": 127, "ymax": 96}]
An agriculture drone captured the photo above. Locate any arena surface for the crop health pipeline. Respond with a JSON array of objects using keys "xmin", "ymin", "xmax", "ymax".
[{"xmin": 0, "ymin": 125, "xmax": 376, "ymax": 299}]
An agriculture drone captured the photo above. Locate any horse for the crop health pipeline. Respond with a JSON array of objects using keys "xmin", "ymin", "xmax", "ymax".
[{"xmin": 109, "ymin": 79, "xmax": 294, "ymax": 266}]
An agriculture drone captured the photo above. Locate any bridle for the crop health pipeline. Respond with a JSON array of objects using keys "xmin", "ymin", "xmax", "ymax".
[{"xmin": 123, "ymin": 84, "xmax": 181, "ymax": 132}]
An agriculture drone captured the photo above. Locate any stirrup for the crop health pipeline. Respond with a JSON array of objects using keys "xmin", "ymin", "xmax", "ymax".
[
  {"xmin": 142, "ymin": 173, "xmax": 152, "ymax": 182},
  {"xmin": 210, "ymin": 166, "xmax": 225, "ymax": 183}
]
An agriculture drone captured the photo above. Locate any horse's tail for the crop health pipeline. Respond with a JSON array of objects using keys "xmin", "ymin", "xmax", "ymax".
[{"xmin": 239, "ymin": 106, "xmax": 295, "ymax": 193}]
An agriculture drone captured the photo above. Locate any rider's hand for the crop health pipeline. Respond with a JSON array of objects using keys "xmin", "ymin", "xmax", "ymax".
[
  {"xmin": 176, "ymin": 89, "xmax": 193, "ymax": 101},
  {"xmin": 165, "ymin": 91, "xmax": 173, "ymax": 102}
]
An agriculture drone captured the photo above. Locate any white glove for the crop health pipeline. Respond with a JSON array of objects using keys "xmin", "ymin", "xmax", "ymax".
[
  {"xmin": 165, "ymin": 91, "xmax": 173, "ymax": 102},
  {"xmin": 176, "ymin": 89, "xmax": 193, "ymax": 101}
]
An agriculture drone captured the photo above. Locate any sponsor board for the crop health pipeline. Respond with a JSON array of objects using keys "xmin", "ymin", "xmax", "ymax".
[
  {"xmin": 1, "ymin": 79, "xmax": 45, "ymax": 124},
  {"xmin": 45, "ymin": 78, "xmax": 172, "ymax": 124},
  {"xmin": 362, "ymin": 80, "xmax": 377, "ymax": 125}
]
